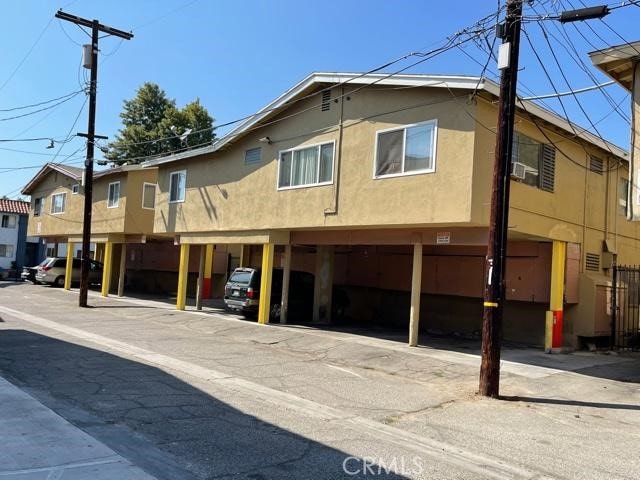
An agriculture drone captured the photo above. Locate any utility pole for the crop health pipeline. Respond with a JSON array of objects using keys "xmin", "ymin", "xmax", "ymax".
[
  {"xmin": 54, "ymin": 11, "xmax": 133, "ymax": 308},
  {"xmin": 479, "ymin": 0, "xmax": 523, "ymax": 398},
  {"xmin": 478, "ymin": 1, "xmax": 611, "ymax": 398}
]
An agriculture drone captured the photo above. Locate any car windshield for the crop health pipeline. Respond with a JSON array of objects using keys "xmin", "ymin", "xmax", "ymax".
[{"xmin": 228, "ymin": 271, "xmax": 252, "ymax": 284}]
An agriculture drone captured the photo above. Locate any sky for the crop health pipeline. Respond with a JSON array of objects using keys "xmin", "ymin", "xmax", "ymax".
[{"xmin": 1, "ymin": 0, "xmax": 637, "ymax": 199}]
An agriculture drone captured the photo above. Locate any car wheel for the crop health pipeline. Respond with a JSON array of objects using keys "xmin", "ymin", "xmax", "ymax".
[{"xmin": 54, "ymin": 276, "xmax": 65, "ymax": 288}]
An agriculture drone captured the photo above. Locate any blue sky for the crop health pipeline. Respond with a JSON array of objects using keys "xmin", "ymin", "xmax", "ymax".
[{"xmin": 1, "ymin": 0, "xmax": 636, "ymax": 199}]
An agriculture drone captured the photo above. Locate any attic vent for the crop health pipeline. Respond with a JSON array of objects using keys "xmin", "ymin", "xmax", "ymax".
[
  {"xmin": 585, "ymin": 253, "xmax": 600, "ymax": 272},
  {"xmin": 589, "ymin": 156, "xmax": 604, "ymax": 174},
  {"xmin": 321, "ymin": 90, "xmax": 331, "ymax": 112},
  {"xmin": 540, "ymin": 144, "xmax": 555, "ymax": 192}
]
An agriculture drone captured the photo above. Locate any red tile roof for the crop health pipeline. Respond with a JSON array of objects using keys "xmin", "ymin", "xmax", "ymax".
[{"xmin": 0, "ymin": 199, "xmax": 30, "ymax": 215}]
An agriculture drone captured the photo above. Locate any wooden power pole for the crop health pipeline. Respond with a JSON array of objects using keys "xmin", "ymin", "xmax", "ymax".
[
  {"xmin": 54, "ymin": 11, "xmax": 133, "ymax": 308},
  {"xmin": 479, "ymin": 0, "xmax": 523, "ymax": 398}
]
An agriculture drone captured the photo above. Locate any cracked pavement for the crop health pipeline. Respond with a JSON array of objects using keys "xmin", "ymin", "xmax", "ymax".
[{"xmin": 0, "ymin": 282, "xmax": 639, "ymax": 479}]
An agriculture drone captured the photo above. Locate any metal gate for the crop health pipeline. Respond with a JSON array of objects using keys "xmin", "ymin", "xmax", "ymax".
[{"xmin": 612, "ymin": 266, "xmax": 640, "ymax": 350}]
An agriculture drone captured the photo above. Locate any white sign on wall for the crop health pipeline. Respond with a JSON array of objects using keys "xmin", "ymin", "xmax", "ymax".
[{"xmin": 436, "ymin": 232, "xmax": 451, "ymax": 245}]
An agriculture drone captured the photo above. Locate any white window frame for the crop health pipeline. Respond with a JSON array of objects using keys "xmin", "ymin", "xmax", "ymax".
[
  {"xmin": 373, "ymin": 119, "xmax": 438, "ymax": 179},
  {"xmin": 142, "ymin": 182, "xmax": 157, "ymax": 210},
  {"xmin": 276, "ymin": 140, "xmax": 336, "ymax": 191},
  {"xmin": 50, "ymin": 192, "xmax": 66, "ymax": 215},
  {"xmin": 169, "ymin": 170, "xmax": 187, "ymax": 203},
  {"xmin": 71, "ymin": 184, "xmax": 80, "ymax": 194},
  {"xmin": 107, "ymin": 181, "xmax": 120, "ymax": 208}
]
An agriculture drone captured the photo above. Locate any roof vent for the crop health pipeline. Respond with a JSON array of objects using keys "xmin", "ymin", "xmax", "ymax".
[
  {"xmin": 589, "ymin": 155, "xmax": 604, "ymax": 174},
  {"xmin": 321, "ymin": 90, "xmax": 331, "ymax": 112}
]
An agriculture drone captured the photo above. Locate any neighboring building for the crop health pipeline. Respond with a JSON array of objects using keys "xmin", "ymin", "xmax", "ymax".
[
  {"xmin": 21, "ymin": 163, "xmax": 160, "ymax": 294},
  {"xmin": 143, "ymin": 72, "xmax": 633, "ymax": 350},
  {"xmin": 0, "ymin": 198, "xmax": 30, "ymax": 276}
]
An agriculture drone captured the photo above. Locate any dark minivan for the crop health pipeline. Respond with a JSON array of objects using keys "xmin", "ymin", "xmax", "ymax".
[{"xmin": 224, "ymin": 267, "xmax": 314, "ymax": 322}]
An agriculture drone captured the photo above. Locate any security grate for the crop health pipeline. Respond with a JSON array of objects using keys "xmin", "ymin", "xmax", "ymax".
[
  {"xmin": 589, "ymin": 156, "xmax": 604, "ymax": 174},
  {"xmin": 321, "ymin": 90, "xmax": 331, "ymax": 112},
  {"xmin": 585, "ymin": 253, "xmax": 600, "ymax": 271}
]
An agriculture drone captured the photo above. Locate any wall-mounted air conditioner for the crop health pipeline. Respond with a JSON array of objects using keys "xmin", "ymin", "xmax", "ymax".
[{"xmin": 511, "ymin": 162, "xmax": 526, "ymax": 180}]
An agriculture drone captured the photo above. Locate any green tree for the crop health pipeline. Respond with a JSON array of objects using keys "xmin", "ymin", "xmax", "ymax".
[{"xmin": 106, "ymin": 83, "xmax": 214, "ymax": 164}]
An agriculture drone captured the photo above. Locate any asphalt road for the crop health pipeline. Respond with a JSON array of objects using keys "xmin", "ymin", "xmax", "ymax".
[{"xmin": 0, "ymin": 282, "xmax": 638, "ymax": 479}]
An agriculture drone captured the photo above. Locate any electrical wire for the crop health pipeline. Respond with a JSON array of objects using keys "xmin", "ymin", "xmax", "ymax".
[
  {"xmin": 532, "ymin": 1, "xmax": 630, "ymax": 124},
  {"xmin": 0, "ymin": 91, "xmax": 84, "ymax": 122},
  {"xmin": 0, "ymin": 18, "xmax": 54, "ymax": 93},
  {"xmin": 530, "ymin": 21, "xmax": 619, "ymax": 159},
  {"xmin": 107, "ymin": 26, "xmax": 496, "ymax": 158},
  {"xmin": 0, "ymin": 89, "xmax": 85, "ymax": 113}
]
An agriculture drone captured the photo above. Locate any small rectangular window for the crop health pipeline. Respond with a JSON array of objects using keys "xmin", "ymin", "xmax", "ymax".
[
  {"xmin": 1, "ymin": 215, "xmax": 16, "ymax": 228},
  {"xmin": 33, "ymin": 197, "xmax": 42, "ymax": 217},
  {"xmin": 619, "ymin": 177, "xmax": 629, "ymax": 216},
  {"xmin": 107, "ymin": 181, "xmax": 120, "ymax": 208},
  {"xmin": 0, "ymin": 244, "xmax": 14, "ymax": 258},
  {"xmin": 511, "ymin": 133, "xmax": 555, "ymax": 192},
  {"xmin": 169, "ymin": 170, "xmax": 186, "ymax": 202},
  {"xmin": 374, "ymin": 121, "xmax": 437, "ymax": 178},
  {"xmin": 72, "ymin": 184, "xmax": 80, "ymax": 194},
  {"xmin": 142, "ymin": 183, "xmax": 156, "ymax": 210},
  {"xmin": 245, "ymin": 147, "xmax": 262, "ymax": 166},
  {"xmin": 51, "ymin": 193, "xmax": 66, "ymax": 214},
  {"xmin": 278, "ymin": 142, "xmax": 334, "ymax": 189}
]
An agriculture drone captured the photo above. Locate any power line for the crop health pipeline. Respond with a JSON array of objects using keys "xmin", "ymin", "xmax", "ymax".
[
  {"xmin": 0, "ymin": 89, "xmax": 85, "ymax": 113},
  {"xmin": 0, "ymin": 18, "xmax": 54, "ymax": 93},
  {"xmin": 530, "ymin": 21, "xmax": 618, "ymax": 158},
  {"xmin": 521, "ymin": 80, "xmax": 615, "ymax": 100},
  {"xmin": 532, "ymin": 1, "xmax": 630, "ymax": 124},
  {"xmin": 0, "ymin": 91, "xmax": 84, "ymax": 122}
]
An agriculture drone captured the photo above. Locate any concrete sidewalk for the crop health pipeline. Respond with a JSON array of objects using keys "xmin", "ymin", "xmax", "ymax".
[{"xmin": 0, "ymin": 376, "xmax": 155, "ymax": 479}]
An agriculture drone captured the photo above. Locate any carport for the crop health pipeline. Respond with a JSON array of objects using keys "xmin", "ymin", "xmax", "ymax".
[{"xmin": 172, "ymin": 226, "xmax": 569, "ymax": 349}]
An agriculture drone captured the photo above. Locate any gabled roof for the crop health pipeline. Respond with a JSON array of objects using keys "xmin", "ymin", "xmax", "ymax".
[
  {"xmin": 21, "ymin": 162, "xmax": 153, "ymax": 195},
  {"xmin": 0, "ymin": 199, "xmax": 29, "ymax": 215},
  {"xmin": 141, "ymin": 72, "xmax": 628, "ymax": 167},
  {"xmin": 21, "ymin": 163, "xmax": 83, "ymax": 195}
]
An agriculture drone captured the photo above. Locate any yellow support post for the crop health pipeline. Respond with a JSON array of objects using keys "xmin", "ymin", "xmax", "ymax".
[
  {"xmin": 101, "ymin": 241, "xmax": 113, "ymax": 297},
  {"xmin": 257, "ymin": 243, "xmax": 274, "ymax": 324},
  {"xmin": 546, "ymin": 240, "xmax": 566, "ymax": 352},
  {"xmin": 64, "ymin": 242, "xmax": 74, "ymax": 290},
  {"xmin": 203, "ymin": 244, "xmax": 214, "ymax": 299},
  {"xmin": 176, "ymin": 243, "xmax": 190, "ymax": 310}
]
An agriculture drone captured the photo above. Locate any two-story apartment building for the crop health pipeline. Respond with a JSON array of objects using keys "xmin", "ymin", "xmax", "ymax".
[
  {"xmin": 21, "ymin": 163, "xmax": 159, "ymax": 294},
  {"xmin": 142, "ymin": 72, "xmax": 634, "ymax": 350},
  {"xmin": 0, "ymin": 199, "xmax": 30, "ymax": 277}
]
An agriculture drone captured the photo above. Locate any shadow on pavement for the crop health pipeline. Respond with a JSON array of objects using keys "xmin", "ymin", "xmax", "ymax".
[
  {"xmin": 52, "ymin": 285, "xmax": 640, "ymax": 385},
  {"xmin": 502, "ymin": 395, "xmax": 640, "ymax": 411},
  {"xmin": 0, "ymin": 329, "xmax": 408, "ymax": 480}
]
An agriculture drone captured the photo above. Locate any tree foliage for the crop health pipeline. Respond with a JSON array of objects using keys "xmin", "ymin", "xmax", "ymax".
[{"xmin": 106, "ymin": 83, "xmax": 214, "ymax": 164}]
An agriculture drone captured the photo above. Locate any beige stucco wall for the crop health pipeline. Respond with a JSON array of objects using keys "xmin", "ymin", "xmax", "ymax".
[
  {"xmin": 123, "ymin": 169, "xmax": 157, "ymax": 234},
  {"xmin": 27, "ymin": 171, "xmax": 85, "ymax": 238},
  {"xmin": 472, "ymin": 96, "xmax": 640, "ymax": 270},
  {"xmin": 26, "ymin": 168, "xmax": 157, "ymax": 239},
  {"xmin": 154, "ymin": 86, "xmax": 476, "ymax": 235}
]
